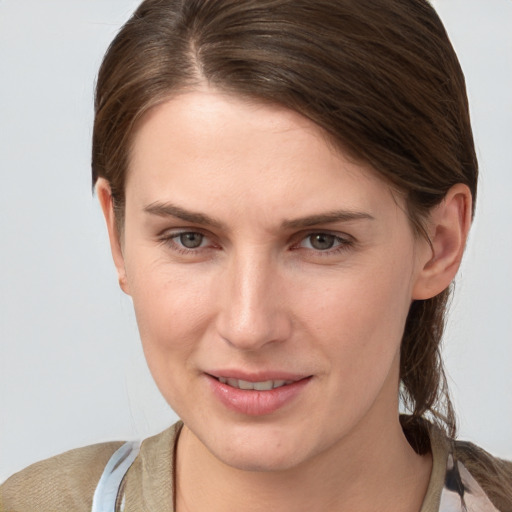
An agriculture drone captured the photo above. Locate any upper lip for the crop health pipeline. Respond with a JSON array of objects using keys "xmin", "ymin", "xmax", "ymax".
[{"xmin": 206, "ymin": 370, "xmax": 310, "ymax": 382}]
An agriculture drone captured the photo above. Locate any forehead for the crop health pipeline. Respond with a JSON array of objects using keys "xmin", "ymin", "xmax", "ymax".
[
  {"xmin": 126, "ymin": 89, "xmax": 398, "ymax": 225},
  {"xmin": 129, "ymin": 89, "xmax": 341, "ymax": 171}
]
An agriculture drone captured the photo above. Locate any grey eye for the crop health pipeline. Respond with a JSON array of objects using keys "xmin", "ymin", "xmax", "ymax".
[
  {"xmin": 308, "ymin": 233, "xmax": 336, "ymax": 250},
  {"xmin": 179, "ymin": 232, "xmax": 204, "ymax": 249}
]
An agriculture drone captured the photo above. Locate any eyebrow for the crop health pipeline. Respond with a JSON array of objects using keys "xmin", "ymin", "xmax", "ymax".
[
  {"xmin": 281, "ymin": 210, "xmax": 374, "ymax": 229},
  {"xmin": 144, "ymin": 202, "xmax": 227, "ymax": 230},
  {"xmin": 144, "ymin": 201, "xmax": 373, "ymax": 230}
]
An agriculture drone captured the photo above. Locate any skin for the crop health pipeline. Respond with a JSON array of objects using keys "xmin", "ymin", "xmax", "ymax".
[{"xmin": 97, "ymin": 88, "xmax": 471, "ymax": 511}]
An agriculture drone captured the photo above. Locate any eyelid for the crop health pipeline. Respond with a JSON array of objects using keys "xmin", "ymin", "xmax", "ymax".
[
  {"xmin": 157, "ymin": 225, "xmax": 214, "ymax": 240},
  {"xmin": 292, "ymin": 229, "xmax": 354, "ymax": 243}
]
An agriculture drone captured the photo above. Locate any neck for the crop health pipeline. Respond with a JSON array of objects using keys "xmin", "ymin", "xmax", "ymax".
[{"xmin": 175, "ymin": 409, "xmax": 432, "ymax": 512}]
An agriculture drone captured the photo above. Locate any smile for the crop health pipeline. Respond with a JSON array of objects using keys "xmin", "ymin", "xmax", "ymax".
[
  {"xmin": 217, "ymin": 377, "xmax": 294, "ymax": 390},
  {"xmin": 207, "ymin": 373, "xmax": 312, "ymax": 415}
]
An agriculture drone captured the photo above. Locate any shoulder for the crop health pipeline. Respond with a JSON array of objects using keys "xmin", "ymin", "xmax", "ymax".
[
  {"xmin": 411, "ymin": 419, "xmax": 512, "ymax": 511},
  {"xmin": 454, "ymin": 439, "xmax": 512, "ymax": 478},
  {"xmin": 120, "ymin": 422, "xmax": 183, "ymax": 510},
  {"xmin": 0, "ymin": 441, "xmax": 124, "ymax": 512},
  {"xmin": 453, "ymin": 440, "xmax": 512, "ymax": 511}
]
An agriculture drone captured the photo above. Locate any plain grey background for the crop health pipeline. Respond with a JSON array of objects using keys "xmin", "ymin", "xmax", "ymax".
[{"xmin": 1, "ymin": 0, "xmax": 511, "ymax": 482}]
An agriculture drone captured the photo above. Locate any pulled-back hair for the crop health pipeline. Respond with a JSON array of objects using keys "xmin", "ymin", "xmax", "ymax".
[{"xmin": 93, "ymin": 0, "xmax": 475, "ymax": 453}]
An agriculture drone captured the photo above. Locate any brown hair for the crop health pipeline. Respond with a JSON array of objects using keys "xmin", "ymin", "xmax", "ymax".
[{"xmin": 92, "ymin": 0, "xmax": 507, "ymax": 501}]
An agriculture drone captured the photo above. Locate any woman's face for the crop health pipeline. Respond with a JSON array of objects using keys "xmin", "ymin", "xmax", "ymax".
[{"xmin": 115, "ymin": 89, "xmax": 431, "ymax": 471}]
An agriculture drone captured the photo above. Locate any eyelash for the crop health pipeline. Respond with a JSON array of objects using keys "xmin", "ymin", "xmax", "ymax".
[{"xmin": 158, "ymin": 230, "xmax": 354, "ymax": 257}]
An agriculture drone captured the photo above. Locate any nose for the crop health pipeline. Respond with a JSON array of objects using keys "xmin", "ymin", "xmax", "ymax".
[{"xmin": 215, "ymin": 250, "xmax": 292, "ymax": 351}]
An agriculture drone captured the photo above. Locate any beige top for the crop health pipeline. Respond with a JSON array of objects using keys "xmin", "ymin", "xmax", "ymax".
[{"xmin": 0, "ymin": 421, "xmax": 504, "ymax": 512}]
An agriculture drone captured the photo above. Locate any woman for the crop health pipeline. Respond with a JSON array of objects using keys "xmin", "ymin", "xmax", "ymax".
[{"xmin": 2, "ymin": 0, "xmax": 511, "ymax": 511}]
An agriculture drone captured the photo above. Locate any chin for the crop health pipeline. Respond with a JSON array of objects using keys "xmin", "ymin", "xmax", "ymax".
[
  {"xmin": 198, "ymin": 420, "xmax": 318, "ymax": 473},
  {"xmin": 213, "ymin": 443, "xmax": 303, "ymax": 473}
]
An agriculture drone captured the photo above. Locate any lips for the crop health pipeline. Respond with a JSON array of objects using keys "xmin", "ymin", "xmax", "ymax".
[{"xmin": 206, "ymin": 372, "xmax": 312, "ymax": 416}]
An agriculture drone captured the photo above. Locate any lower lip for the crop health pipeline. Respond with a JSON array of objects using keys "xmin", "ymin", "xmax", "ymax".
[{"xmin": 206, "ymin": 375, "xmax": 312, "ymax": 416}]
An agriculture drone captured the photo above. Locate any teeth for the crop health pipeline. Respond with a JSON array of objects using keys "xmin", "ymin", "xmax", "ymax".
[
  {"xmin": 217, "ymin": 378, "xmax": 293, "ymax": 390},
  {"xmin": 227, "ymin": 378, "xmax": 239, "ymax": 388},
  {"xmin": 238, "ymin": 379, "xmax": 255, "ymax": 390},
  {"xmin": 253, "ymin": 381, "xmax": 273, "ymax": 391}
]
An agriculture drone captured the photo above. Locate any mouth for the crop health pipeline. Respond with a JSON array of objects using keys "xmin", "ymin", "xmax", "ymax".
[
  {"xmin": 206, "ymin": 372, "xmax": 312, "ymax": 416},
  {"xmin": 216, "ymin": 377, "xmax": 295, "ymax": 391}
]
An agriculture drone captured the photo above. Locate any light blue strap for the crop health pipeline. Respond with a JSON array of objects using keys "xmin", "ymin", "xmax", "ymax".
[{"xmin": 91, "ymin": 440, "xmax": 140, "ymax": 512}]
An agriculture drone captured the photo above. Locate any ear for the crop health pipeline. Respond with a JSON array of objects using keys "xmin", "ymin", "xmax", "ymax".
[
  {"xmin": 96, "ymin": 178, "xmax": 130, "ymax": 295},
  {"xmin": 412, "ymin": 184, "xmax": 472, "ymax": 300}
]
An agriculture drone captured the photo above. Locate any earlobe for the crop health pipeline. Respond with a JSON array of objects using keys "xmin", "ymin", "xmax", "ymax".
[
  {"xmin": 95, "ymin": 178, "xmax": 130, "ymax": 295},
  {"xmin": 412, "ymin": 184, "xmax": 472, "ymax": 300}
]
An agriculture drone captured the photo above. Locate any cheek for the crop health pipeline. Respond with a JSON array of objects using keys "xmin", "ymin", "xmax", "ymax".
[
  {"xmin": 296, "ymin": 262, "xmax": 413, "ymax": 382},
  {"xmin": 127, "ymin": 265, "xmax": 218, "ymax": 412},
  {"xmin": 126, "ymin": 255, "xmax": 216, "ymax": 370}
]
